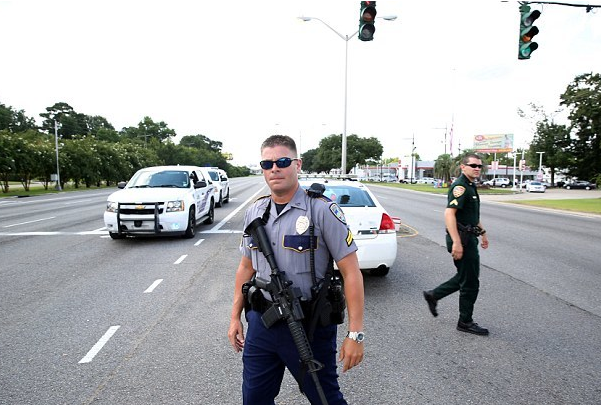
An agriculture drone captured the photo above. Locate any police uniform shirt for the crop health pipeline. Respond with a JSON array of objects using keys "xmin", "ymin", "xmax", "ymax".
[
  {"xmin": 447, "ymin": 173, "xmax": 480, "ymax": 226},
  {"xmin": 241, "ymin": 185, "xmax": 357, "ymax": 299}
]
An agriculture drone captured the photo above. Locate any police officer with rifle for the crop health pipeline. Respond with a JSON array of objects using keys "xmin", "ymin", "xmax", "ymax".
[{"xmin": 228, "ymin": 135, "xmax": 365, "ymax": 405}]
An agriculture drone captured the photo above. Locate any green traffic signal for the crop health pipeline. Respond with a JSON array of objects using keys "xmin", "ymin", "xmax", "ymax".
[
  {"xmin": 359, "ymin": 1, "xmax": 377, "ymax": 41},
  {"xmin": 518, "ymin": 4, "xmax": 541, "ymax": 60}
]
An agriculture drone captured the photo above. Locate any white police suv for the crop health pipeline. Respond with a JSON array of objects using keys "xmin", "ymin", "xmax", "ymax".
[{"xmin": 104, "ymin": 165, "xmax": 215, "ymax": 239}]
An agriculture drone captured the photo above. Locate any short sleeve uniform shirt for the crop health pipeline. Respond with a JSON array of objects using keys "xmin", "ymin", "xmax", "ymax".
[
  {"xmin": 447, "ymin": 173, "xmax": 480, "ymax": 226},
  {"xmin": 240, "ymin": 185, "xmax": 357, "ymax": 299}
]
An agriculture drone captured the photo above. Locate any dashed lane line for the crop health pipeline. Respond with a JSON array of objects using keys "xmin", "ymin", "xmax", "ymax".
[
  {"xmin": 144, "ymin": 279, "xmax": 163, "ymax": 293},
  {"xmin": 78, "ymin": 325, "xmax": 121, "ymax": 364}
]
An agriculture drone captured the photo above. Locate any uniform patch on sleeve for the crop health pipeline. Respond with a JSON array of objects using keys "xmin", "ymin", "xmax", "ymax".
[
  {"xmin": 449, "ymin": 199, "xmax": 458, "ymax": 206},
  {"xmin": 329, "ymin": 203, "xmax": 347, "ymax": 224},
  {"xmin": 452, "ymin": 186, "xmax": 466, "ymax": 198}
]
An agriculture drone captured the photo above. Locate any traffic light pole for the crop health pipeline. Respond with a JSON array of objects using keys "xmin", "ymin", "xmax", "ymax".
[{"xmin": 521, "ymin": 1, "xmax": 601, "ymax": 12}]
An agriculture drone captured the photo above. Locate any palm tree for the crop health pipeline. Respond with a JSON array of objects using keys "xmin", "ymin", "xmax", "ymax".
[{"xmin": 434, "ymin": 153, "xmax": 454, "ymax": 185}]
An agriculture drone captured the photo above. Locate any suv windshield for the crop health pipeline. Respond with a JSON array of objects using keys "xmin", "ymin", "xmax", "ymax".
[{"xmin": 127, "ymin": 170, "xmax": 190, "ymax": 188}]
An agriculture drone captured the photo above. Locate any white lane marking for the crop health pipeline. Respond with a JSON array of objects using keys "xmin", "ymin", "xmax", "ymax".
[
  {"xmin": 203, "ymin": 186, "xmax": 266, "ymax": 233},
  {"xmin": 194, "ymin": 238, "xmax": 205, "ymax": 246},
  {"xmin": 63, "ymin": 199, "xmax": 90, "ymax": 205},
  {"xmin": 79, "ymin": 325, "xmax": 121, "ymax": 364},
  {"xmin": 144, "ymin": 279, "xmax": 163, "ymax": 293},
  {"xmin": 3, "ymin": 216, "xmax": 56, "ymax": 228},
  {"xmin": 174, "ymin": 255, "xmax": 187, "ymax": 264}
]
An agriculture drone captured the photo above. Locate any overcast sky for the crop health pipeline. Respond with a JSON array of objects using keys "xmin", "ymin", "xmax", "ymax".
[{"xmin": 1, "ymin": 0, "xmax": 600, "ymax": 166}]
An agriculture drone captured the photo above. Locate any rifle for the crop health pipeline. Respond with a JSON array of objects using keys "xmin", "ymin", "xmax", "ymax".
[{"xmin": 245, "ymin": 217, "xmax": 329, "ymax": 405}]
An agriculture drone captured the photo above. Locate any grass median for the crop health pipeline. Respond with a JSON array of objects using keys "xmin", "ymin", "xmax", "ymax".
[
  {"xmin": 509, "ymin": 199, "xmax": 601, "ymax": 214},
  {"xmin": 364, "ymin": 181, "xmax": 600, "ymax": 215}
]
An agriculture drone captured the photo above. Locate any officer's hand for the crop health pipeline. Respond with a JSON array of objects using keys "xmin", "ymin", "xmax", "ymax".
[
  {"xmin": 481, "ymin": 234, "xmax": 489, "ymax": 249},
  {"xmin": 451, "ymin": 241, "xmax": 463, "ymax": 260},
  {"xmin": 228, "ymin": 319, "xmax": 245, "ymax": 353},
  {"xmin": 339, "ymin": 338, "xmax": 364, "ymax": 372}
]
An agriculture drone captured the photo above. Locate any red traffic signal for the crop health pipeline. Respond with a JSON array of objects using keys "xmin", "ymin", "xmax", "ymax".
[{"xmin": 359, "ymin": 1, "xmax": 377, "ymax": 41}]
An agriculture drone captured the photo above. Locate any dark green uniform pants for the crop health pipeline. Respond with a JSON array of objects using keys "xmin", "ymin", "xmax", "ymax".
[{"xmin": 433, "ymin": 234, "xmax": 480, "ymax": 323}]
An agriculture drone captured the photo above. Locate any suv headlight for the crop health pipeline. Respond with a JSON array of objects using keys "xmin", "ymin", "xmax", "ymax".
[
  {"xmin": 106, "ymin": 201, "xmax": 118, "ymax": 213},
  {"xmin": 166, "ymin": 200, "xmax": 185, "ymax": 212}
]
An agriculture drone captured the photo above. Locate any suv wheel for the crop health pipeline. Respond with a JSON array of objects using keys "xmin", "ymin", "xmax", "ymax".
[
  {"xmin": 184, "ymin": 207, "xmax": 196, "ymax": 238},
  {"xmin": 224, "ymin": 188, "xmax": 230, "ymax": 203},
  {"xmin": 109, "ymin": 232, "xmax": 126, "ymax": 240},
  {"xmin": 216, "ymin": 191, "xmax": 223, "ymax": 208},
  {"xmin": 203, "ymin": 202, "xmax": 215, "ymax": 225}
]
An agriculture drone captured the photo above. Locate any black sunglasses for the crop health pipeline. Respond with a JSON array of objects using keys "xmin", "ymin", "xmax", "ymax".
[
  {"xmin": 259, "ymin": 157, "xmax": 298, "ymax": 170},
  {"xmin": 466, "ymin": 163, "xmax": 483, "ymax": 169}
]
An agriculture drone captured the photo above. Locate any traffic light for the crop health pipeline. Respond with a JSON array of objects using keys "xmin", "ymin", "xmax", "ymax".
[
  {"xmin": 518, "ymin": 3, "xmax": 541, "ymax": 60},
  {"xmin": 359, "ymin": 1, "xmax": 377, "ymax": 41}
]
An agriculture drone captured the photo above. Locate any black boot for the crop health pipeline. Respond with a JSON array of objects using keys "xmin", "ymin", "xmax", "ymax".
[
  {"xmin": 457, "ymin": 321, "xmax": 489, "ymax": 336},
  {"xmin": 423, "ymin": 290, "xmax": 438, "ymax": 317}
]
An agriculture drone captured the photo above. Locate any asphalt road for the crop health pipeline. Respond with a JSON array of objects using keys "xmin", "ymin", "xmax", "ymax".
[{"xmin": 1, "ymin": 178, "xmax": 600, "ymax": 404}]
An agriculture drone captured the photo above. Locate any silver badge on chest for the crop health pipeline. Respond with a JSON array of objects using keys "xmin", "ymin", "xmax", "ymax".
[{"xmin": 296, "ymin": 216, "xmax": 310, "ymax": 234}]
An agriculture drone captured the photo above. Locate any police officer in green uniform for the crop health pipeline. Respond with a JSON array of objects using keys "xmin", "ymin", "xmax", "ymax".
[
  {"xmin": 228, "ymin": 135, "xmax": 365, "ymax": 404},
  {"xmin": 423, "ymin": 153, "xmax": 490, "ymax": 336}
]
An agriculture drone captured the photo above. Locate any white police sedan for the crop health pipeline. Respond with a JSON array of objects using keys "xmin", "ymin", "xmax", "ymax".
[{"xmin": 299, "ymin": 178, "xmax": 399, "ymax": 276}]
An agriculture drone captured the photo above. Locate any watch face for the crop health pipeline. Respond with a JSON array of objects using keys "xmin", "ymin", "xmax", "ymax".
[{"xmin": 356, "ymin": 332, "xmax": 365, "ymax": 342}]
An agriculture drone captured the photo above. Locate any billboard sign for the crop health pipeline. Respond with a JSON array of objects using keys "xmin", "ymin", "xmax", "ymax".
[{"xmin": 473, "ymin": 134, "xmax": 514, "ymax": 153}]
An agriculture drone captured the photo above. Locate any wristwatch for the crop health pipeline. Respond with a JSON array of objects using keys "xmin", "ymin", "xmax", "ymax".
[{"xmin": 346, "ymin": 331, "xmax": 365, "ymax": 343}]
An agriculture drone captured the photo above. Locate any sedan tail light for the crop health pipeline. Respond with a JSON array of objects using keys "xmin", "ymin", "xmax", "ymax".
[{"xmin": 378, "ymin": 213, "xmax": 396, "ymax": 234}]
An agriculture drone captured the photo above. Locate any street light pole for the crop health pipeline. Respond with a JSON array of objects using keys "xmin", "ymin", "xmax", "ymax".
[
  {"xmin": 298, "ymin": 15, "xmax": 397, "ymax": 174},
  {"xmin": 536, "ymin": 151, "xmax": 545, "ymax": 181},
  {"xmin": 54, "ymin": 120, "xmax": 62, "ymax": 191}
]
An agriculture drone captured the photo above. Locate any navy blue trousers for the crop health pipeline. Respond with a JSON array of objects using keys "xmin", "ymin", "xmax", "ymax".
[{"xmin": 242, "ymin": 310, "xmax": 347, "ymax": 405}]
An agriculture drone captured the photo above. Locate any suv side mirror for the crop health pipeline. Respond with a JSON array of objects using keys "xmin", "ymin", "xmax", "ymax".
[
  {"xmin": 194, "ymin": 180, "xmax": 207, "ymax": 189},
  {"xmin": 220, "ymin": 176, "xmax": 227, "ymax": 181},
  {"xmin": 117, "ymin": 181, "xmax": 127, "ymax": 189}
]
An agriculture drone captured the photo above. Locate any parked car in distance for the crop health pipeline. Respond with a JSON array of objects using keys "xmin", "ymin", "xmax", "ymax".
[
  {"xmin": 525, "ymin": 181, "xmax": 546, "ymax": 193},
  {"xmin": 199, "ymin": 167, "xmax": 230, "ymax": 207},
  {"xmin": 482, "ymin": 177, "xmax": 511, "ymax": 187},
  {"xmin": 104, "ymin": 165, "xmax": 215, "ymax": 239},
  {"xmin": 416, "ymin": 177, "xmax": 436, "ymax": 184},
  {"xmin": 298, "ymin": 178, "xmax": 398, "ymax": 276},
  {"xmin": 563, "ymin": 180, "xmax": 597, "ymax": 190}
]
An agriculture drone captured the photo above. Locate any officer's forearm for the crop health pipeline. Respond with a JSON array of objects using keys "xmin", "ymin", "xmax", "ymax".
[{"xmin": 337, "ymin": 253, "xmax": 364, "ymax": 331}]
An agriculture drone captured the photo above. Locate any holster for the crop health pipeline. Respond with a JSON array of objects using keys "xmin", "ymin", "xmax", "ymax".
[{"xmin": 456, "ymin": 223, "xmax": 484, "ymax": 247}]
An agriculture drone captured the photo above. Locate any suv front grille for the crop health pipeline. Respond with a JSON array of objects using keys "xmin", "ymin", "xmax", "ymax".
[{"xmin": 118, "ymin": 202, "xmax": 165, "ymax": 215}]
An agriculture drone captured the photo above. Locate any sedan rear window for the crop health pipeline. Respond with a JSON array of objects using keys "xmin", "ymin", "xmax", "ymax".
[{"xmin": 322, "ymin": 186, "xmax": 375, "ymax": 207}]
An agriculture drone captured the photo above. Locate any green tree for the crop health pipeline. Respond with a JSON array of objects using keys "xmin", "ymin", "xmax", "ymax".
[
  {"xmin": 315, "ymin": 134, "xmax": 383, "ymax": 174},
  {"xmin": 300, "ymin": 148, "xmax": 318, "ymax": 173},
  {"xmin": 527, "ymin": 121, "xmax": 571, "ymax": 185},
  {"xmin": 560, "ymin": 72, "xmax": 601, "ymax": 181},
  {"xmin": 0, "ymin": 130, "xmax": 17, "ymax": 192},
  {"xmin": 0, "ymin": 103, "xmax": 37, "ymax": 132},
  {"xmin": 434, "ymin": 153, "xmax": 455, "ymax": 183},
  {"xmin": 40, "ymin": 102, "xmax": 88, "ymax": 139}
]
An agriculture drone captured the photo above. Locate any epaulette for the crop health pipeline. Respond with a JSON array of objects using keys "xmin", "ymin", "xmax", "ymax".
[{"xmin": 254, "ymin": 194, "xmax": 271, "ymax": 203}]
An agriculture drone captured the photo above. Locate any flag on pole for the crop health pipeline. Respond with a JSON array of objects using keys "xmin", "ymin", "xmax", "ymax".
[{"xmin": 449, "ymin": 119, "xmax": 454, "ymax": 156}]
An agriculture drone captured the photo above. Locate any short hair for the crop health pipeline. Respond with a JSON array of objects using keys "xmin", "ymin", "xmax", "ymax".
[
  {"xmin": 462, "ymin": 153, "xmax": 481, "ymax": 165},
  {"xmin": 261, "ymin": 135, "xmax": 297, "ymax": 157}
]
